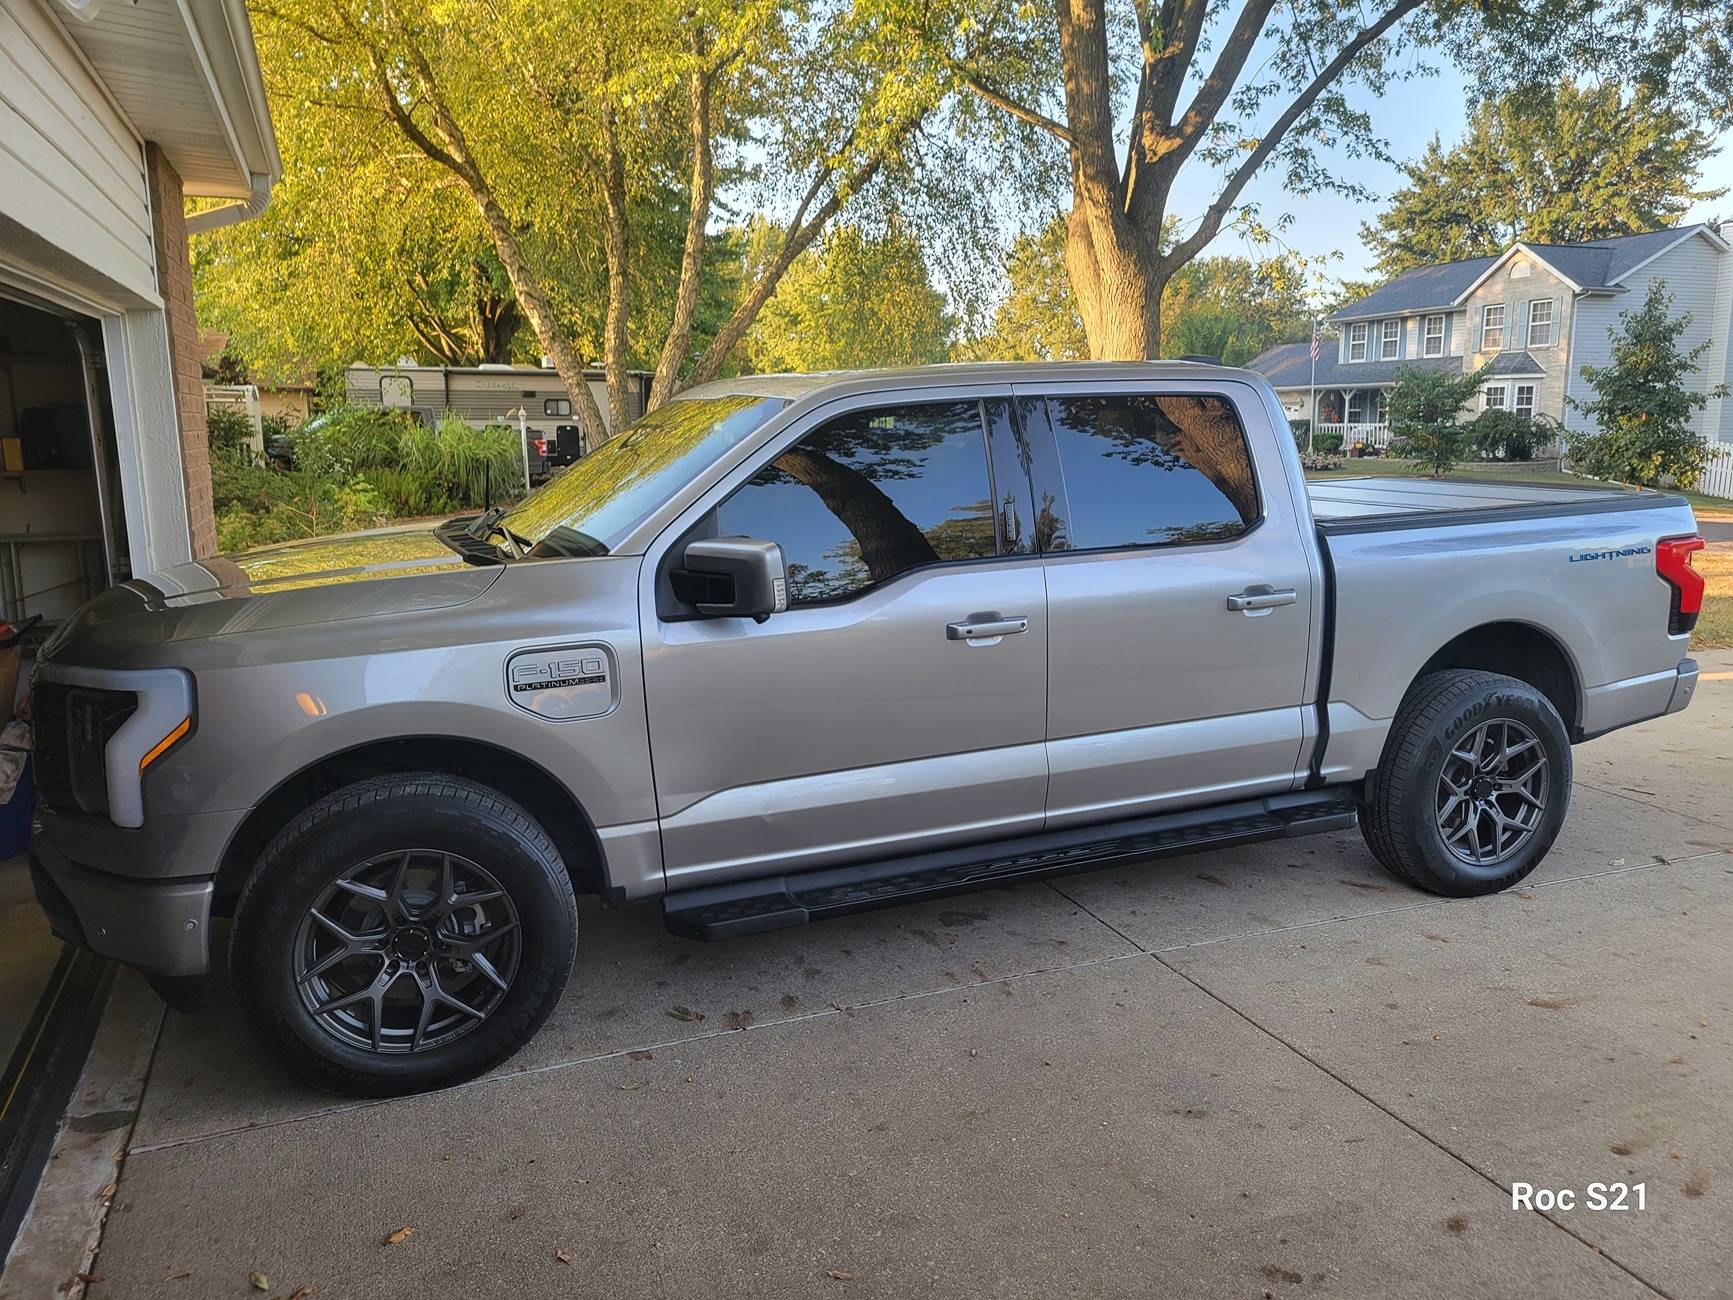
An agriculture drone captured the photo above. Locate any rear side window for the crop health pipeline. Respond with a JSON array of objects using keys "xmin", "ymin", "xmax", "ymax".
[
  {"xmin": 1044, "ymin": 394, "xmax": 1259, "ymax": 550},
  {"xmin": 714, "ymin": 401, "xmax": 997, "ymax": 605}
]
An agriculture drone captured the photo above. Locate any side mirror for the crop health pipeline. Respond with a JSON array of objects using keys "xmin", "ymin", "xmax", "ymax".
[{"xmin": 679, "ymin": 537, "xmax": 788, "ymax": 622}]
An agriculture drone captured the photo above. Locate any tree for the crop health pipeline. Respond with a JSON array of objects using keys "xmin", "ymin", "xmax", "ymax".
[
  {"xmin": 1387, "ymin": 364, "xmax": 1489, "ymax": 476},
  {"xmin": 922, "ymin": 0, "xmax": 1733, "ymax": 359},
  {"xmin": 745, "ymin": 222, "xmax": 953, "ymax": 372},
  {"xmin": 249, "ymin": 0, "xmax": 945, "ymax": 445},
  {"xmin": 956, "ymin": 219, "xmax": 1088, "ymax": 362},
  {"xmin": 1364, "ymin": 82, "xmax": 1726, "ymax": 276},
  {"xmin": 1566, "ymin": 280, "xmax": 1728, "ymax": 489},
  {"xmin": 960, "ymin": 215, "xmax": 1309, "ymax": 365}
]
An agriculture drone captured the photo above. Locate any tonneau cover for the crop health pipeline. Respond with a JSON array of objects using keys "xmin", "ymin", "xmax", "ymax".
[{"xmin": 1306, "ymin": 475, "xmax": 1649, "ymax": 522}]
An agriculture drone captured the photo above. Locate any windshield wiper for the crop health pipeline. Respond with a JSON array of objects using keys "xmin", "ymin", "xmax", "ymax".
[
  {"xmin": 464, "ymin": 506, "xmax": 529, "ymax": 557},
  {"xmin": 434, "ymin": 517, "xmax": 507, "ymax": 566}
]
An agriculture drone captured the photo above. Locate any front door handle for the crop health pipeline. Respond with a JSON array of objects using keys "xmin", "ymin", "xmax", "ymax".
[
  {"xmin": 1226, "ymin": 587, "xmax": 1297, "ymax": 612},
  {"xmin": 946, "ymin": 615, "xmax": 1030, "ymax": 640}
]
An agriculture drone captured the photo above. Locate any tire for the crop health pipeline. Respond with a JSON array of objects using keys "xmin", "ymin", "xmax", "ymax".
[
  {"xmin": 1359, "ymin": 670, "xmax": 1571, "ymax": 897},
  {"xmin": 231, "ymin": 773, "xmax": 577, "ymax": 1096}
]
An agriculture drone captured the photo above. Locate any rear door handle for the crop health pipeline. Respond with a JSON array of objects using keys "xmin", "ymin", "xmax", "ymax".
[
  {"xmin": 1226, "ymin": 587, "xmax": 1297, "ymax": 612},
  {"xmin": 947, "ymin": 615, "xmax": 1030, "ymax": 640}
]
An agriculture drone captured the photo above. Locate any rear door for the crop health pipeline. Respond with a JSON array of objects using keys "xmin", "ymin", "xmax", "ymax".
[
  {"xmin": 639, "ymin": 390, "xmax": 1050, "ymax": 890},
  {"xmin": 1013, "ymin": 380, "xmax": 1315, "ymax": 828}
]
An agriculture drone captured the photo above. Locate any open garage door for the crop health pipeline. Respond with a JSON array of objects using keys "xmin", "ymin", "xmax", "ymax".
[{"xmin": 0, "ymin": 291, "xmax": 131, "ymax": 639}]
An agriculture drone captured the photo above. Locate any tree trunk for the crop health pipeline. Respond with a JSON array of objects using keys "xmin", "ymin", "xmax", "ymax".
[
  {"xmin": 648, "ymin": 55, "xmax": 715, "ymax": 412},
  {"xmin": 600, "ymin": 106, "xmax": 632, "ymax": 438},
  {"xmin": 1064, "ymin": 200, "xmax": 1164, "ymax": 359},
  {"xmin": 776, "ymin": 446, "xmax": 937, "ymax": 583}
]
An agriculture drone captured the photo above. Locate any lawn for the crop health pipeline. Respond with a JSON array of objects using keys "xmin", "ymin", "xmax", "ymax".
[{"xmin": 1695, "ymin": 544, "xmax": 1733, "ymax": 650}]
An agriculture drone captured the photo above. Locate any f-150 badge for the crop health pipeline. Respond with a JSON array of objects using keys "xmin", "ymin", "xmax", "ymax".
[{"xmin": 505, "ymin": 644, "xmax": 617, "ymax": 721}]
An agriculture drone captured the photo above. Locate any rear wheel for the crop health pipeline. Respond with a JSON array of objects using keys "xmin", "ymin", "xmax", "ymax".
[
  {"xmin": 1360, "ymin": 670, "xmax": 1571, "ymax": 896},
  {"xmin": 231, "ymin": 774, "xmax": 577, "ymax": 1095}
]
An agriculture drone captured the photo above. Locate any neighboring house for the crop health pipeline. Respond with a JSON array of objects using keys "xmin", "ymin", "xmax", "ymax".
[
  {"xmin": 344, "ymin": 362, "xmax": 652, "ymax": 448},
  {"xmin": 1252, "ymin": 224, "xmax": 1733, "ymax": 460},
  {"xmin": 0, "ymin": 0, "xmax": 279, "ymax": 630}
]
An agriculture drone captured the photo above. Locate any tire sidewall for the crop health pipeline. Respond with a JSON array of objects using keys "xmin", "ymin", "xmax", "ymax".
[
  {"xmin": 232, "ymin": 780, "xmax": 576, "ymax": 1094},
  {"xmin": 1397, "ymin": 680, "xmax": 1572, "ymax": 894}
]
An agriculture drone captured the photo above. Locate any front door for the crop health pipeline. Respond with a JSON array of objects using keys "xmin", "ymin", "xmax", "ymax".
[
  {"xmin": 1014, "ymin": 382, "xmax": 1317, "ymax": 828},
  {"xmin": 641, "ymin": 393, "xmax": 1049, "ymax": 890}
]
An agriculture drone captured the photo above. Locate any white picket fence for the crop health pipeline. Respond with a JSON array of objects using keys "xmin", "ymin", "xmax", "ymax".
[
  {"xmin": 1311, "ymin": 421, "xmax": 1392, "ymax": 450},
  {"xmin": 1698, "ymin": 445, "xmax": 1733, "ymax": 501}
]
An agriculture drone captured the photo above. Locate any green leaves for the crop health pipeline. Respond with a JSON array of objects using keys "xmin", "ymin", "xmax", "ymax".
[
  {"xmin": 1565, "ymin": 280, "xmax": 1726, "ymax": 489},
  {"xmin": 1386, "ymin": 364, "xmax": 1490, "ymax": 476}
]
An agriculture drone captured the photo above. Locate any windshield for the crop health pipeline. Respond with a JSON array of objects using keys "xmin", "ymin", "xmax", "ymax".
[{"xmin": 505, "ymin": 394, "xmax": 786, "ymax": 557}]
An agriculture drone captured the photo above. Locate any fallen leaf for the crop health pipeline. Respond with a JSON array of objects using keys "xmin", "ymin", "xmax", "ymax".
[
  {"xmin": 1445, "ymin": 1215, "xmax": 1469, "ymax": 1234},
  {"xmin": 627, "ymin": 1050, "xmax": 654, "ymax": 1061},
  {"xmin": 668, "ymin": 1006, "xmax": 704, "ymax": 1022},
  {"xmin": 288, "ymin": 1288, "xmax": 314, "ymax": 1300},
  {"xmin": 249, "ymin": 1272, "xmax": 270, "ymax": 1292},
  {"xmin": 383, "ymin": 1227, "xmax": 415, "ymax": 1247},
  {"xmin": 618, "ymin": 1079, "xmax": 648, "ymax": 1092},
  {"xmin": 96, "ymin": 1182, "xmax": 117, "ymax": 1200},
  {"xmin": 555, "ymin": 1249, "xmax": 572, "ymax": 1264},
  {"xmin": 162, "ymin": 1272, "xmax": 193, "ymax": 1282},
  {"xmin": 827, "ymin": 1270, "xmax": 857, "ymax": 1281}
]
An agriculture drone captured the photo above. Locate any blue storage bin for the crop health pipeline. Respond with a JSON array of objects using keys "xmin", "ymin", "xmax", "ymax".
[{"xmin": 0, "ymin": 753, "xmax": 33, "ymax": 860}]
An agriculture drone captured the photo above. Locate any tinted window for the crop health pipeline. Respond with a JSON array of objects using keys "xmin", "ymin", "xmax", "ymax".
[
  {"xmin": 1045, "ymin": 394, "xmax": 1258, "ymax": 549},
  {"xmin": 714, "ymin": 402, "xmax": 996, "ymax": 605}
]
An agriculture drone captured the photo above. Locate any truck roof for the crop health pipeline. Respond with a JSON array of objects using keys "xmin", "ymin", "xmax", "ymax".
[{"xmin": 675, "ymin": 360, "xmax": 1262, "ymax": 404}]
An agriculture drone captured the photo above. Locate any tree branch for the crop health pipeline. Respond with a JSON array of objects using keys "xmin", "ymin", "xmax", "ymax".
[
  {"xmin": 1163, "ymin": 0, "xmax": 1424, "ymax": 270},
  {"xmin": 961, "ymin": 73, "xmax": 1073, "ymax": 144}
]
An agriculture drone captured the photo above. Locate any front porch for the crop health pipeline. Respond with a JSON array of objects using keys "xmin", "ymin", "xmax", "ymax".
[{"xmin": 1300, "ymin": 386, "xmax": 1391, "ymax": 450}]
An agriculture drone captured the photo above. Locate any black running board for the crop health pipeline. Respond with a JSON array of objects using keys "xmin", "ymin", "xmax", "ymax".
[{"xmin": 662, "ymin": 790, "xmax": 1359, "ymax": 940}]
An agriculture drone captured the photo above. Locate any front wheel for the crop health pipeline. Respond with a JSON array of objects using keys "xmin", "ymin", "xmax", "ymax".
[
  {"xmin": 1360, "ymin": 670, "xmax": 1571, "ymax": 896},
  {"xmin": 231, "ymin": 774, "xmax": 577, "ymax": 1096}
]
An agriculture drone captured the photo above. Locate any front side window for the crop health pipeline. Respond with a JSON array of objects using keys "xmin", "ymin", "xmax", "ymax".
[
  {"xmin": 1380, "ymin": 319, "xmax": 1400, "ymax": 360},
  {"xmin": 1527, "ymin": 299, "xmax": 1554, "ymax": 348},
  {"xmin": 1482, "ymin": 304, "xmax": 1506, "ymax": 351},
  {"xmin": 1423, "ymin": 315, "xmax": 1445, "ymax": 357},
  {"xmin": 544, "ymin": 398, "xmax": 572, "ymax": 417},
  {"xmin": 1483, "ymin": 385, "xmax": 1507, "ymax": 410},
  {"xmin": 712, "ymin": 402, "xmax": 997, "ymax": 606},
  {"xmin": 1043, "ymin": 394, "xmax": 1258, "ymax": 550},
  {"xmin": 1347, "ymin": 323, "xmax": 1368, "ymax": 361},
  {"xmin": 1514, "ymin": 384, "xmax": 1536, "ymax": 418}
]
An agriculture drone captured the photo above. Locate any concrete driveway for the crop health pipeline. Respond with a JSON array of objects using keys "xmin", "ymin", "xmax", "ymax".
[{"xmin": 15, "ymin": 658, "xmax": 1733, "ymax": 1299}]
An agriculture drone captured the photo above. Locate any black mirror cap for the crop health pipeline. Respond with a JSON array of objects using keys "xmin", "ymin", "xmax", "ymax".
[{"xmin": 682, "ymin": 537, "xmax": 789, "ymax": 622}]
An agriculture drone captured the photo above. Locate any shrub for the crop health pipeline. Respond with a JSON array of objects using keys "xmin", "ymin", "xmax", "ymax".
[
  {"xmin": 206, "ymin": 403, "xmax": 255, "ymax": 465},
  {"xmin": 1386, "ymin": 365, "xmax": 1488, "ymax": 476},
  {"xmin": 1288, "ymin": 419, "xmax": 1311, "ymax": 452},
  {"xmin": 1312, "ymin": 429, "xmax": 1344, "ymax": 454},
  {"xmin": 1470, "ymin": 408, "xmax": 1548, "ymax": 461}
]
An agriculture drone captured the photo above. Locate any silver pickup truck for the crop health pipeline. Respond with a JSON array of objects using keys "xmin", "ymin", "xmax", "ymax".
[{"xmin": 27, "ymin": 362, "xmax": 1704, "ymax": 1094}]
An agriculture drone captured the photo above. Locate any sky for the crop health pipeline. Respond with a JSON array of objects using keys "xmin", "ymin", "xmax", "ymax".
[{"xmin": 1164, "ymin": 62, "xmax": 1733, "ymax": 292}]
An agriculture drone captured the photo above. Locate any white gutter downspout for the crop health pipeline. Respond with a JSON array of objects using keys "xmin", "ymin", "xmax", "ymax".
[{"xmin": 185, "ymin": 171, "xmax": 273, "ymax": 235}]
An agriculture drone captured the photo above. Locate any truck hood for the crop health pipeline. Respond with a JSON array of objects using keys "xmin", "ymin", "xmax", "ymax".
[
  {"xmin": 141, "ymin": 523, "xmax": 480, "ymax": 604},
  {"xmin": 39, "ymin": 523, "xmax": 504, "ymax": 669}
]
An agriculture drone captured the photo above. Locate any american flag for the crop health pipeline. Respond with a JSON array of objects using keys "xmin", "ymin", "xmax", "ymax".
[{"xmin": 1310, "ymin": 321, "xmax": 1321, "ymax": 362}]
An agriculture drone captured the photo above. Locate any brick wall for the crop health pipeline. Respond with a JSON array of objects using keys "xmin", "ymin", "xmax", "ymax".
[{"xmin": 144, "ymin": 143, "xmax": 217, "ymax": 558}]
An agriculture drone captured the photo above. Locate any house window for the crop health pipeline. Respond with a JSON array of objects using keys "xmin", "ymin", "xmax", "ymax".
[
  {"xmin": 1527, "ymin": 299, "xmax": 1554, "ymax": 348},
  {"xmin": 544, "ymin": 397, "xmax": 572, "ymax": 417},
  {"xmin": 1422, "ymin": 315, "xmax": 1445, "ymax": 357},
  {"xmin": 1514, "ymin": 384, "xmax": 1536, "ymax": 418},
  {"xmin": 1347, "ymin": 323, "xmax": 1368, "ymax": 362},
  {"xmin": 1481, "ymin": 304, "xmax": 1506, "ymax": 352},
  {"xmin": 1482, "ymin": 385, "xmax": 1507, "ymax": 411},
  {"xmin": 1380, "ymin": 319, "xmax": 1400, "ymax": 360}
]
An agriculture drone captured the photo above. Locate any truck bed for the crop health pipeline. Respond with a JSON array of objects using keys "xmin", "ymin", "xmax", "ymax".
[{"xmin": 1307, "ymin": 475, "xmax": 1668, "ymax": 532}]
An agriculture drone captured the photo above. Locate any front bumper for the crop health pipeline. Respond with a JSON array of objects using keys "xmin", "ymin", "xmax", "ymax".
[{"xmin": 28, "ymin": 804, "xmax": 235, "ymax": 977}]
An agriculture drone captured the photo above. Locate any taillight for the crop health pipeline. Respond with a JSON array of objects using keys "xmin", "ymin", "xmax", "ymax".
[
  {"xmin": 533, "ymin": 438, "xmax": 547, "ymax": 456},
  {"xmin": 1656, "ymin": 534, "xmax": 1705, "ymax": 635}
]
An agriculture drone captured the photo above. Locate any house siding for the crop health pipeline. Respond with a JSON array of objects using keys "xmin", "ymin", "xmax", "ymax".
[
  {"xmin": 0, "ymin": 0, "xmax": 156, "ymax": 306},
  {"xmin": 1461, "ymin": 254, "xmax": 1571, "ymax": 419},
  {"xmin": 1563, "ymin": 234, "xmax": 1730, "ymax": 440}
]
